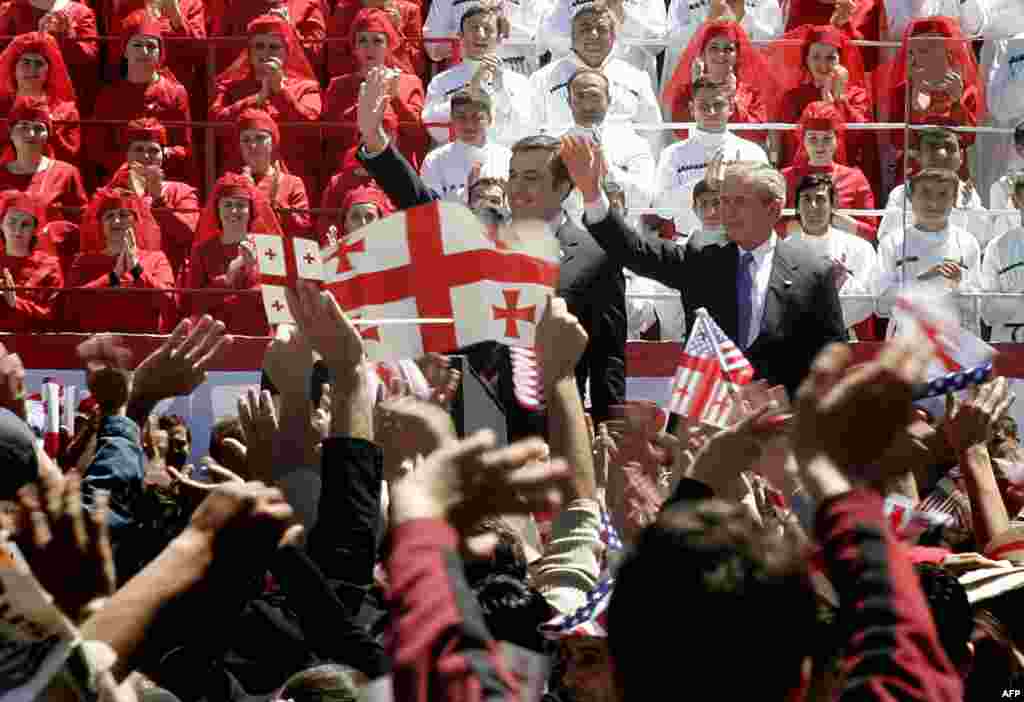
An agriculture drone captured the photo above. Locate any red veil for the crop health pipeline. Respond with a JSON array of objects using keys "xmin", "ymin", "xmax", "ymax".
[
  {"xmin": 236, "ymin": 107, "xmax": 291, "ymax": 173},
  {"xmin": 103, "ymin": 117, "xmax": 169, "ymax": 190},
  {"xmin": 214, "ymin": 14, "xmax": 317, "ymax": 87},
  {"xmin": 767, "ymin": 25, "xmax": 868, "ymax": 110},
  {"xmin": 661, "ymin": 21, "xmax": 780, "ymax": 139},
  {"xmin": 348, "ymin": 7, "xmax": 402, "ymax": 70},
  {"xmin": 196, "ymin": 172, "xmax": 285, "ymax": 247},
  {"xmin": 792, "ymin": 101, "xmax": 848, "ymax": 169},
  {"xmin": 79, "ymin": 188, "xmax": 162, "ymax": 253},
  {"xmin": 340, "ymin": 184, "xmax": 395, "ymax": 223},
  {"xmin": 1, "ymin": 95, "xmax": 54, "ymax": 162},
  {"xmin": 0, "ymin": 32, "xmax": 76, "ymax": 107},
  {"xmin": 115, "ymin": 10, "xmax": 175, "ymax": 77},
  {"xmin": 0, "ymin": 189, "xmax": 46, "ymax": 250}
]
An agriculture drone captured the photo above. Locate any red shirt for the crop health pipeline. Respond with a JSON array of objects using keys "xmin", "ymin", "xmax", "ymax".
[
  {"xmin": 0, "ymin": 249, "xmax": 61, "ymax": 330},
  {"xmin": 150, "ymin": 180, "xmax": 200, "ymax": 278},
  {"xmin": 0, "ymin": 159, "xmax": 88, "ymax": 224},
  {"xmin": 209, "ymin": 0, "xmax": 326, "ymax": 70},
  {"xmin": 252, "ymin": 168, "xmax": 312, "ymax": 240},
  {"xmin": 326, "ymin": 0, "xmax": 425, "ymax": 80},
  {"xmin": 64, "ymin": 248, "xmax": 176, "ymax": 332},
  {"xmin": 184, "ymin": 236, "xmax": 269, "ymax": 336},
  {"xmin": 785, "ymin": 0, "xmax": 888, "ymax": 71},
  {"xmin": 0, "ymin": 95, "xmax": 80, "ymax": 163}
]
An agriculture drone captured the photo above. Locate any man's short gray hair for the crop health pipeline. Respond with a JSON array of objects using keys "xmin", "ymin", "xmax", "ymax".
[{"xmin": 725, "ymin": 162, "xmax": 786, "ymax": 204}]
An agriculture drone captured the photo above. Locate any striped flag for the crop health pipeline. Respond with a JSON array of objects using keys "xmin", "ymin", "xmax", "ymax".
[
  {"xmin": 540, "ymin": 576, "xmax": 615, "ymax": 640},
  {"xmin": 668, "ymin": 309, "xmax": 754, "ymax": 426},
  {"xmin": 892, "ymin": 289, "xmax": 995, "ymax": 378},
  {"xmin": 509, "ymin": 346, "xmax": 545, "ymax": 411}
]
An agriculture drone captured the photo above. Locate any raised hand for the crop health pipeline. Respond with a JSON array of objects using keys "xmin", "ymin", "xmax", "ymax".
[
  {"xmin": 830, "ymin": 0, "xmax": 856, "ymax": 26},
  {"xmin": 469, "ymin": 55, "xmax": 501, "ymax": 95},
  {"xmin": 376, "ymin": 395, "xmax": 457, "ymax": 481},
  {"xmin": 0, "ymin": 343, "xmax": 26, "ymax": 420},
  {"xmin": 2, "ymin": 268, "xmax": 15, "ymax": 308},
  {"xmin": 706, "ymin": 147, "xmax": 726, "ymax": 192},
  {"xmin": 822, "ymin": 64, "xmax": 849, "ymax": 101},
  {"xmin": 561, "ymin": 135, "xmax": 606, "ymax": 204},
  {"xmin": 286, "ymin": 280, "xmax": 365, "ymax": 372},
  {"xmin": 184, "ymin": 481, "xmax": 295, "ymax": 564},
  {"xmin": 77, "ymin": 335, "xmax": 134, "ymax": 415},
  {"xmin": 131, "ymin": 316, "xmax": 231, "ymax": 406},
  {"xmin": 358, "ymin": 66, "xmax": 393, "ymax": 153},
  {"xmin": 237, "ymin": 387, "xmax": 278, "ymax": 483},
  {"xmin": 535, "ymin": 296, "xmax": 589, "ymax": 390},
  {"xmin": 944, "ymin": 378, "xmax": 1016, "ymax": 454},
  {"xmin": 123, "ymin": 230, "xmax": 140, "ymax": 272}
]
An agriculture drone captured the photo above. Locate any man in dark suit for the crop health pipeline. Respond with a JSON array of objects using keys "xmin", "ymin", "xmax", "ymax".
[
  {"xmin": 561, "ymin": 135, "xmax": 847, "ymax": 397},
  {"xmin": 353, "ymin": 68, "xmax": 626, "ymax": 425}
]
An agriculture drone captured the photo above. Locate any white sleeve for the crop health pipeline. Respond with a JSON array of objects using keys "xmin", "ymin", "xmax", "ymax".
[
  {"xmin": 958, "ymin": 231, "xmax": 983, "ymax": 293},
  {"xmin": 748, "ymin": 0, "xmax": 784, "ymax": 39},
  {"xmin": 651, "ymin": 146, "xmax": 678, "ymax": 213},
  {"xmin": 423, "ymin": 0, "xmax": 455, "ymax": 38},
  {"xmin": 667, "ymin": 0, "xmax": 704, "ymax": 43},
  {"xmin": 987, "ymin": 35, "xmax": 1024, "ymax": 124},
  {"xmin": 955, "ymin": 0, "xmax": 988, "ymax": 37},
  {"xmin": 637, "ymin": 74, "xmax": 665, "ymax": 153},
  {"xmin": 979, "ymin": 236, "xmax": 1016, "ymax": 327},
  {"xmin": 419, "ymin": 152, "xmax": 445, "ymax": 199},
  {"xmin": 990, "ymin": 177, "xmax": 1018, "ymax": 241},
  {"xmin": 492, "ymin": 73, "xmax": 534, "ymax": 146},
  {"xmin": 529, "ymin": 69, "xmax": 551, "ymax": 134},
  {"xmin": 875, "ymin": 234, "xmax": 904, "ymax": 316},
  {"xmin": 620, "ymin": 0, "xmax": 668, "ymax": 44},
  {"xmin": 838, "ymin": 239, "xmax": 878, "ymax": 326},
  {"xmin": 422, "ymin": 76, "xmax": 454, "ymax": 146},
  {"xmin": 609, "ymin": 137, "xmax": 656, "ymax": 209},
  {"xmin": 538, "ymin": 0, "xmax": 572, "ymax": 58}
]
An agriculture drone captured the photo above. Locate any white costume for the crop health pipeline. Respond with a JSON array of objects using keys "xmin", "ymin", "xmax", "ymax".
[
  {"xmin": 530, "ymin": 51, "xmax": 663, "ymax": 152},
  {"xmin": 977, "ymin": 34, "xmax": 1024, "ymax": 203},
  {"xmin": 651, "ymin": 127, "xmax": 767, "ymax": 236},
  {"xmin": 882, "ymin": 0, "xmax": 987, "ymax": 42},
  {"xmin": 989, "ymin": 172, "xmax": 1024, "ymax": 241},
  {"xmin": 422, "ymin": 60, "xmax": 536, "ymax": 147},
  {"xmin": 420, "ymin": 140, "xmax": 512, "ymax": 204},
  {"xmin": 625, "ymin": 265, "xmax": 687, "ymax": 341},
  {"xmin": 422, "ymin": 0, "xmax": 552, "ymax": 73},
  {"xmin": 790, "ymin": 227, "xmax": 878, "ymax": 327},
  {"xmin": 876, "ymin": 223, "xmax": 982, "ymax": 333},
  {"xmin": 877, "ymin": 181, "xmax": 992, "ymax": 246},
  {"xmin": 981, "ymin": 225, "xmax": 1024, "ymax": 342},
  {"xmin": 662, "ymin": 0, "xmax": 782, "ymax": 98}
]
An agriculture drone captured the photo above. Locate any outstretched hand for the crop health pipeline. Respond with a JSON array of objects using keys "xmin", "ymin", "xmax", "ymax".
[
  {"xmin": 560, "ymin": 135, "xmax": 606, "ymax": 204},
  {"xmin": 944, "ymin": 377, "xmax": 1016, "ymax": 454},
  {"xmin": 131, "ymin": 316, "xmax": 232, "ymax": 405},
  {"xmin": 0, "ymin": 342, "xmax": 27, "ymax": 420},
  {"xmin": 286, "ymin": 280, "xmax": 365, "ymax": 372}
]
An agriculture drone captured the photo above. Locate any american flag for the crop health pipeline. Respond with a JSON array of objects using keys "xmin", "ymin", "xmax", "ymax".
[
  {"xmin": 668, "ymin": 309, "xmax": 754, "ymax": 426},
  {"xmin": 599, "ymin": 508, "xmax": 623, "ymax": 552},
  {"xmin": 540, "ymin": 576, "xmax": 615, "ymax": 640}
]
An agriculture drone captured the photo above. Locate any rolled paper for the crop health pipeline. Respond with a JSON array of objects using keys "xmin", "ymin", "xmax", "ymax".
[
  {"xmin": 42, "ymin": 380, "xmax": 60, "ymax": 459},
  {"xmin": 62, "ymin": 386, "xmax": 76, "ymax": 433},
  {"xmin": 911, "ymin": 363, "xmax": 994, "ymax": 401}
]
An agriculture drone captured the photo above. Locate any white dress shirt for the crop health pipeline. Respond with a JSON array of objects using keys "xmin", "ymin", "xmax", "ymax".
[
  {"xmin": 882, "ymin": 0, "xmax": 987, "ymax": 41},
  {"xmin": 651, "ymin": 127, "xmax": 768, "ymax": 236},
  {"xmin": 422, "ymin": 0, "xmax": 552, "ymax": 72},
  {"xmin": 625, "ymin": 265, "xmax": 687, "ymax": 341},
  {"xmin": 422, "ymin": 60, "xmax": 537, "ymax": 147},
  {"xmin": 739, "ymin": 233, "xmax": 776, "ymax": 348},
  {"xmin": 989, "ymin": 171, "xmax": 1024, "ymax": 242},
  {"xmin": 420, "ymin": 140, "xmax": 512, "ymax": 204},
  {"xmin": 981, "ymin": 225, "xmax": 1024, "ymax": 342},
  {"xmin": 878, "ymin": 181, "xmax": 992, "ymax": 246},
  {"xmin": 790, "ymin": 227, "xmax": 879, "ymax": 326}
]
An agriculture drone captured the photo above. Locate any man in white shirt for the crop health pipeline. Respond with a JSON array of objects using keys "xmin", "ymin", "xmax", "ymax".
[
  {"xmin": 530, "ymin": 0, "xmax": 663, "ymax": 153},
  {"xmin": 422, "ymin": 0, "xmax": 552, "ymax": 74},
  {"xmin": 878, "ymin": 128, "xmax": 991, "ymax": 246},
  {"xmin": 882, "ymin": 0, "xmax": 987, "ymax": 42},
  {"xmin": 422, "ymin": 1, "xmax": 536, "ymax": 147},
  {"xmin": 662, "ymin": 0, "xmax": 782, "ymax": 98},
  {"xmin": 556, "ymin": 68, "xmax": 654, "ymax": 228},
  {"xmin": 420, "ymin": 90, "xmax": 512, "ymax": 204},
  {"xmin": 989, "ymin": 124, "xmax": 1024, "ymax": 241},
  {"xmin": 877, "ymin": 168, "xmax": 983, "ymax": 334},
  {"xmin": 792, "ymin": 172, "xmax": 878, "ymax": 332},
  {"xmin": 981, "ymin": 175, "xmax": 1024, "ymax": 342},
  {"xmin": 650, "ymin": 78, "xmax": 767, "ymax": 239},
  {"xmin": 538, "ymin": 0, "xmax": 667, "ymax": 88}
]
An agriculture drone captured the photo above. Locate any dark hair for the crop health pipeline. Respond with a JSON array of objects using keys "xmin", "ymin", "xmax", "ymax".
[
  {"xmin": 1015, "ymin": 122, "xmax": 1024, "ymax": 147},
  {"xmin": 795, "ymin": 173, "xmax": 836, "ymax": 208},
  {"xmin": 608, "ymin": 500, "xmax": 816, "ymax": 699},
  {"xmin": 572, "ymin": 0, "xmax": 615, "ymax": 26},
  {"xmin": 510, "ymin": 135, "xmax": 571, "ymax": 190},
  {"xmin": 468, "ymin": 176, "xmax": 505, "ymax": 202},
  {"xmin": 909, "ymin": 167, "xmax": 959, "ymax": 192},
  {"xmin": 691, "ymin": 77, "xmax": 726, "ymax": 99},
  {"xmin": 472, "ymin": 573, "xmax": 553, "ymax": 653},
  {"xmin": 914, "ymin": 563, "xmax": 973, "ymax": 668},
  {"xmin": 208, "ymin": 416, "xmax": 244, "ymax": 467},
  {"xmin": 158, "ymin": 414, "xmax": 191, "ymax": 444},
  {"xmin": 459, "ymin": 4, "xmax": 506, "ymax": 36},
  {"xmin": 279, "ymin": 664, "xmax": 361, "ymax": 702},
  {"xmin": 692, "ymin": 179, "xmax": 713, "ymax": 204},
  {"xmin": 567, "ymin": 68, "xmax": 610, "ymax": 98},
  {"xmin": 917, "ymin": 126, "xmax": 960, "ymax": 148},
  {"xmin": 451, "ymin": 89, "xmax": 492, "ymax": 114}
]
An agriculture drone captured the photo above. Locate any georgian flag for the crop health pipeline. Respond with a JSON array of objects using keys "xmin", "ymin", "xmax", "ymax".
[
  {"xmin": 322, "ymin": 202, "xmax": 559, "ymax": 362},
  {"xmin": 256, "ymin": 233, "xmax": 326, "ymax": 327},
  {"xmin": 891, "ymin": 287, "xmax": 996, "ymax": 379}
]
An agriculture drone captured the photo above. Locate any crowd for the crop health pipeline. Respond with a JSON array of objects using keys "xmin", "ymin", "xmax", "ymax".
[{"xmin": 5, "ymin": 0, "xmax": 1024, "ymax": 699}]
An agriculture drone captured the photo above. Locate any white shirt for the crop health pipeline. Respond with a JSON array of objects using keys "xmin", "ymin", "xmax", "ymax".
[
  {"xmin": 422, "ymin": 60, "xmax": 536, "ymax": 147},
  {"xmin": 987, "ymin": 33, "xmax": 1024, "ymax": 124},
  {"xmin": 625, "ymin": 264, "xmax": 687, "ymax": 341},
  {"xmin": 651, "ymin": 128, "xmax": 768, "ymax": 236},
  {"xmin": 662, "ymin": 0, "xmax": 782, "ymax": 96},
  {"xmin": 980, "ymin": 0, "xmax": 1024, "ymax": 39},
  {"xmin": 981, "ymin": 225, "xmax": 1024, "ymax": 341},
  {"xmin": 878, "ymin": 181, "xmax": 992, "ymax": 246},
  {"xmin": 790, "ymin": 227, "xmax": 879, "ymax": 326},
  {"xmin": 883, "ymin": 0, "xmax": 987, "ymax": 41},
  {"xmin": 420, "ymin": 140, "xmax": 512, "ymax": 204},
  {"xmin": 989, "ymin": 172, "xmax": 1024, "ymax": 242},
  {"xmin": 423, "ymin": 0, "xmax": 552, "ymax": 71},
  {"xmin": 739, "ymin": 233, "xmax": 776, "ymax": 348},
  {"xmin": 876, "ymin": 223, "xmax": 982, "ymax": 333},
  {"xmin": 529, "ymin": 51, "xmax": 664, "ymax": 153}
]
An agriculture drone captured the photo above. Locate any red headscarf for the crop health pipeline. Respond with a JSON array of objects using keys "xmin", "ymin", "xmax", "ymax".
[
  {"xmin": 341, "ymin": 185, "xmax": 394, "ymax": 225},
  {"xmin": 196, "ymin": 172, "xmax": 285, "ymax": 247},
  {"xmin": 0, "ymin": 189, "xmax": 46, "ymax": 251},
  {"xmin": 793, "ymin": 101, "xmax": 847, "ymax": 168},
  {"xmin": 79, "ymin": 188, "xmax": 161, "ymax": 253},
  {"xmin": 662, "ymin": 21, "xmax": 780, "ymax": 126},
  {"xmin": 215, "ymin": 14, "xmax": 317, "ymax": 87},
  {"xmin": 0, "ymin": 32, "xmax": 76, "ymax": 106},
  {"xmin": 768, "ymin": 25, "xmax": 868, "ymax": 106},
  {"xmin": 349, "ymin": 8, "xmax": 401, "ymax": 69},
  {"xmin": 2, "ymin": 95, "xmax": 54, "ymax": 162},
  {"xmin": 875, "ymin": 16, "xmax": 985, "ymax": 123},
  {"xmin": 115, "ymin": 9, "xmax": 167, "ymax": 69},
  {"xmin": 123, "ymin": 116, "xmax": 168, "ymax": 150}
]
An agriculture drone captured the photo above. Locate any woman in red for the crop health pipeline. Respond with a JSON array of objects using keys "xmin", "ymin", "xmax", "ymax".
[
  {"xmin": 0, "ymin": 32, "xmax": 80, "ymax": 164},
  {"xmin": 0, "ymin": 0, "xmax": 99, "ymax": 113},
  {"xmin": 207, "ymin": 0, "xmax": 326, "ymax": 74},
  {"xmin": 184, "ymin": 173, "xmax": 281, "ymax": 336},
  {"xmin": 210, "ymin": 15, "xmax": 322, "ymax": 204},
  {"xmin": 0, "ymin": 190, "xmax": 62, "ymax": 331},
  {"xmin": 88, "ymin": 11, "xmax": 193, "ymax": 188},
  {"xmin": 104, "ymin": 117, "xmax": 200, "ymax": 279},
  {"xmin": 873, "ymin": 16, "xmax": 984, "ymax": 192},
  {"xmin": 780, "ymin": 101, "xmax": 877, "ymax": 241},
  {"xmin": 662, "ymin": 21, "xmax": 779, "ymax": 144},
  {"xmin": 322, "ymin": 7, "xmax": 427, "ymax": 174},
  {"xmin": 0, "ymin": 97, "xmax": 87, "ymax": 225},
  {"xmin": 318, "ymin": 183, "xmax": 394, "ymax": 246},
  {"xmin": 64, "ymin": 188, "xmax": 176, "ymax": 333},
  {"xmin": 232, "ymin": 108, "xmax": 311, "ymax": 240},
  {"xmin": 318, "ymin": 141, "xmax": 394, "ymax": 242},
  {"xmin": 326, "ymin": 0, "xmax": 425, "ymax": 81},
  {"xmin": 783, "ymin": 0, "xmax": 888, "ymax": 72},
  {"xmin": 770, "ymin": 25, "xmax": 871, "ymax": 169}
]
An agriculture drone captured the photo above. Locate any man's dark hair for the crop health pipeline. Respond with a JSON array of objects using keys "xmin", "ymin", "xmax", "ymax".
[
  {"xmin": 691, "ymin": 77, "xmax": 726, "ymax": 100},
  {"xmin": 914, "ymin": 563, "xmax": 973, "ymax": 669},
  {"xmin": 451, "ymin": 89, "xmax": 492, "ymax": 114},
  {"xmin": 608, "ymin": 500, "xmax": 817, "ymax": 699},
  {"xmin": 279, "ymin": 663, "xmax": 360, "ymax": 702},
  {"xmin": 459, "ymin": 4, "xmax": 499, "ymax": 34},
  {"xmin": 795, "ymin": 173, "xmax": 837, "ymax": 208},
  {"xmin": 468, "ymin": 175, "xmax": 505, "ymax": 202},
  {"xmin": 208, "ymin": 416, "xmax": 244, "ymax": 467},
  {"xmin": 510, "ymin": 135, "xmax": 572, "ymax": 190},
  {"xmin": 158, "ymin": 414, "xmax": 191, "ymax": 444},
  {"xmin": 567, "ymin": 68, "xmax": 610, "ymax": 98},
  {"xmin": 692, "ymin": 179, "xmax": 713, "ymax": 204},
  {"xmin": 909, "ymin": 167, "xmax": 960, "ymax": 192}
]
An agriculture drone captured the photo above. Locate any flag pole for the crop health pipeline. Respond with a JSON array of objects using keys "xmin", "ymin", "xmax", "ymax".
[{"xmin": 696, "ymin": 308, "xmax": 742, "ymax": 401}]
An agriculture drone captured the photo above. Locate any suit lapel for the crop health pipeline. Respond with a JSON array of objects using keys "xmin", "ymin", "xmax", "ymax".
[{"xmin": 760, "ymin": 242, "xmax": 797, "ymax": 338}]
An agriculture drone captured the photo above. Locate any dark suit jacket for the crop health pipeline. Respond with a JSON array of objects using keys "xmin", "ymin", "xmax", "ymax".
[
  {"xmin": 586, "ymin": 210, "xmax": 848, "ymax": 397},
  {"xmin": 357, "ymin": 143, "xmax": 626, "ymax": 422}
]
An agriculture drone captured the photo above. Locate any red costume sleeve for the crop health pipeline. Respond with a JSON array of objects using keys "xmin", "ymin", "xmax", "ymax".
[
  {"xmin": 153, "ymin": 182, "xmax": 200, "ymax": 276},
  {"xmin": 51, "ymin": 100, "xmax": 80, "ymax": 163},
  {"xmin": 210, "ymin": 81, "xmax": 265, "ymax": 124},
  {"xmin": 60, "ymin": 4, "xmax": 100, "ymax": 65},
  {"xmin": 65, "ymin": 250, "xmax": 174, "ymax": 332},
  {"xmin": 293, "ymin": 0, "xmax": 327, "ymax": 71},
  {"xmin": 394, "ymin": 73, "xmax": 428, "ymax": 169},
  {"xmin": 398, "ymin": 1, "xmax": 425, "ymax": 79},
  {"xmin": 282, "ymin": 173, "xmax": 312, "ymax": 238},
  {"xmin": 162, "ymin": 79, "xmax": 194, "ymax": 182},
  {"xmin": 267, "ymin": 79, "xmax": 322, "ymax": 123},
  {"xmin": 0, "ymin": 252, "xmax": 62, "ymax": 330}
]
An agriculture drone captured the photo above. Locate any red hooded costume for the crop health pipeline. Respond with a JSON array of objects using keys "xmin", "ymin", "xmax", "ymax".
[
  {"xmin": 0, "ymin": 190, "xmax": 61, "ymax": 330},
  {"xmin": 783, "ymin": 0, "xmax": 888, "ymax": 72},
  {"xmin": 207, "ymin": 0, "xmax": 326, "ymax": 73},
  {"xmin": 326, "ymin": 0, "xmax": 425, "ymax": 80}
]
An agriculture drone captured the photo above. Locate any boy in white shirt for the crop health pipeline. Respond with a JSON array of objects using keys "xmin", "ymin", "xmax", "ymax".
[
  {"xmin": 989, "ymin": 123, "xmax": 1024, "ymax": 241},
  {"xmin": 420, "ymin": 90, "xmax": 512, "ymax": 204},
  {"xmin": 422, "ymin": 0, "xmax": 552, "ymax": 74},
  {"xmin": 422, "ymin": 1, "xmax": 536, "ymax": 147},
  {"xmin": 981, "ymin": 175, "xmax": 1024, "ymax": 342}
]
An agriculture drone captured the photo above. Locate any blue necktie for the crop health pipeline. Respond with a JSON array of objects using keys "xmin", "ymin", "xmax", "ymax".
[{"xmin": 736, "ymin": 251, "xmax": 755, "ymax": 349}]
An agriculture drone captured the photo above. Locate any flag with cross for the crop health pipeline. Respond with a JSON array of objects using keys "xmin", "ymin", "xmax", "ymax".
[
  {"xmin": 320, "ymin": 201, "xmax": 560, "ymax": 361},
  {"xmin": 256, "ymin": 232, "xmax": 325, "ymax": 326}
]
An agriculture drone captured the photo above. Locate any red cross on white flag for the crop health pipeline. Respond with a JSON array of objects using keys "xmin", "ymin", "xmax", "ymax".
[
  {"xmin": 257, "ymin": 233, "xmax": 326, "ymax": 327},
  {"xmin": 322, "ymin": 202, "xmax": 559, "ymax": 361}
]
